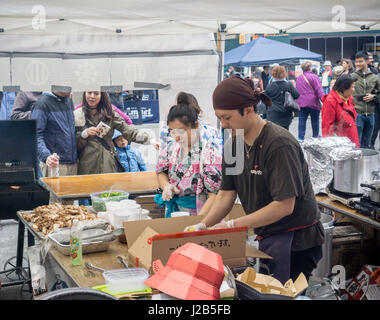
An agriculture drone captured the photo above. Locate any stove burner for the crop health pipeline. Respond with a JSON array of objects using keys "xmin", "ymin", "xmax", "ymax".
[
  {"xmin": 349, "ymin": 196, "xmax": 380, "ymax": 222},
  {"xmin": 326, "ymin": 184, "xmax": 380, "ymax": 222}
]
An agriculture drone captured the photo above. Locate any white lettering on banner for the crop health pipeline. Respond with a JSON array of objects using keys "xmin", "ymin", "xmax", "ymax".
[
  {"xmin": 75, "ymin": 62, "xmax": 98, "ymax": 86},
  {"xmin": 32, "ymin": 5, "xmax": 46, "ymax": 30},
  {"xmin": 224, "ymin": 129, "xmax": 244, "ymax": 176},
  {"xmin": 331, "ymin": 5, "xmax": 346, "ymax": 30},
  {"xmin": 331, "ymin": 265, "xmax": 346, "ymax": 290},
  {"xmin": 25, "ymin": 61, "xmax": 50, "ymax": 85}
]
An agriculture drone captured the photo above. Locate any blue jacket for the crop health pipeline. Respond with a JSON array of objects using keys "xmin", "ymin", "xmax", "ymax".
[
  {"xmin": 0, "ymin": 92, "xmax": 16, "ymax": 120},
  {"xmin": 31, "ymin": 92, "xmax": 78, "ymax": 164},
  {"xmin": 116, "ymin": 145, "xmax": 147, "ymax": 172}
]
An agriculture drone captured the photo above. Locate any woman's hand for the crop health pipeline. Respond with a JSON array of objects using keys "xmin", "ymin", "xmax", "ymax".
[
  {"xmin": 86, "ymin": 127, "xmax": 100, "ymax": 136},
  {"xmin": 162, "ymin": 184, "xmax": 180, "ymax": 201},
  {"xmin": 150, "ymin": 139, "xmax": 160, "ymax": 150}
]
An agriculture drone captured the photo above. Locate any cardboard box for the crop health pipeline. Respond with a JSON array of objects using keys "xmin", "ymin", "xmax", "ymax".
[
  {"xmin": 341, "ymin": 265, "xmax": 380, "ymax": 300},
  {"xmin": 123, "ymin": 216, "xmax": 271, "ymax": 273},
  {"xmin": 236, "ymin": 267, "xmax": 308, "ymax": 298}
]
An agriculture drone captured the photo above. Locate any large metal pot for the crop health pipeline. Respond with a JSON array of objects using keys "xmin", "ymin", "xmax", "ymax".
[{"xmin": 333, "ymin": 148, "xmax": 379, "ymax": 195}]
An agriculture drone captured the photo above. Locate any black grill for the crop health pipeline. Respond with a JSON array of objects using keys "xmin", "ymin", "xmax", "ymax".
[{"xmin": 0, "ymin": 120, "xmax": 49, "ymax": 220}]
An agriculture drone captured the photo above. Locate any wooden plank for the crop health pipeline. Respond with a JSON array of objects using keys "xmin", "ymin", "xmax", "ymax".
[
  {"xmin": 41, "ymin": 171, "xmax": 159, "ymax": 199},
  {"xmin": 316, "ymin": 195, "xmax": 380, "ymax": 230}
]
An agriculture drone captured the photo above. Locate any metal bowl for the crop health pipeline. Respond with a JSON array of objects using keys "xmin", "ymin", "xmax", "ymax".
[{"xmin": 48, "ymin": 228, "xmax": 112, "ymax": 256}]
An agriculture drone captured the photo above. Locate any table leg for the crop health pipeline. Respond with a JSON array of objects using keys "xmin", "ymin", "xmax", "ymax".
[
  {"xmin": 16, "ymin": 220, "xmax": 25, "ymax": 269},
  {"xmin": 27, "ymin": 230, "xmax": 35, "ymax": 247}
]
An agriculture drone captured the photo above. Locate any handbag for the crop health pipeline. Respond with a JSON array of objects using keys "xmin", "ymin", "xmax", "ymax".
[
  {"xmin": 84, "ymin": 120, "xmax": 126, "ymax": 173},
  {"xmin": 302, "ymin": 74, "xmax": 323, "ymax": 107},
  {"xmin": 274, "ymin": 81, "xmax": 300, "ymax": 112},
  {"xmin": 284, "ymin": 90, "xmax": 300, "ymax": 112}
]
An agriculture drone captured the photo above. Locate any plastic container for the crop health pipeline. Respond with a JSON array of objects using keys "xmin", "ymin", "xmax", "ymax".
[
  {"xmin": 91, "ymin": 190, "xmax": 130, "ymax": 212},
  {"xmin": 171, "ymin": 211, "xmax": 190, "ymax": 217},
  {"xmin": 106, "ymin": 200, "xmax": 136, "ymax": 211},
  {"xmin": 103, "ymin": 268, "xmax": 150, "ymax": 294}
]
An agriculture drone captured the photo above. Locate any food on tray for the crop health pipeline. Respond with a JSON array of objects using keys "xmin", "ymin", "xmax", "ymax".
[
  {"xmin": 21, "ymin": 203, "xmax": 97, "ymax": 235},
  {"xmin": 99, "ymin": 192, "xmax": 125, "ymax": 198},
  {"xmin": 91, "ymin": 190, "xmax": 130, "ymax": 212}
]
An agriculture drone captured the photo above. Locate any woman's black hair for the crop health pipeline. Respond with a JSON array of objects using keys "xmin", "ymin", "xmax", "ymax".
[
  {"xmin": 333, "ymin": 74, "xmax": 357, "ymax": 94},
  {"xmin": 176, "ymin": 92, "xmax": 201, "ymax": 116},
  {"xmin": 82, "ymin": 92, "xmax": 113, "ymax": 122},
  {"xmin": 167, "ymin": 104, "xmax": 198, "ymax": 128}
]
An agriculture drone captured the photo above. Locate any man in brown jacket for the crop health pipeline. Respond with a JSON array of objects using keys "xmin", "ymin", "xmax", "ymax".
[{"xmin": 11, "ymin": 91, "xmax": 42, "ymax": 120}]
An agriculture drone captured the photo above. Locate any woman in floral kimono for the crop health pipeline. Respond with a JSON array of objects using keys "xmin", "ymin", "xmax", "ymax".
[{"xmin": 155, "ymin": 97, "xmax": 223, "ymax": 217}]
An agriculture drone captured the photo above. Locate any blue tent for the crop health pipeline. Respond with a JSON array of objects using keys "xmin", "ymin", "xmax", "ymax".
[{"xmin": 225, "ymin": 37, "xmax": 322, "ymax": 67}]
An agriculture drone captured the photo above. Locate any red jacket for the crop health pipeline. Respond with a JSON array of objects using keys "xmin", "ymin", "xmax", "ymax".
[{"xmin": 321, "ymin": 90, "xmax": 360, "ymax": 147}]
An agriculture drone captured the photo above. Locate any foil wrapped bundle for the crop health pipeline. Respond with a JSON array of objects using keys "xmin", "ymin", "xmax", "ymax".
[{"xmin": 301, "ymin": 136, "xmax": 361, "ymax": 194}]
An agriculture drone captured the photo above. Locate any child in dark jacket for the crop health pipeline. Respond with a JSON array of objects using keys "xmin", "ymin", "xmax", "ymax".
[{"xmin": 112, "ymin": 130, "xmax": 147, "ymax": 172}]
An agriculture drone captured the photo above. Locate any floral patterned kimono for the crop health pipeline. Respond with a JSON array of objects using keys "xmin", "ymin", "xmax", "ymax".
[{"xmin": 156, "ymin": 123, "xmax": 223, "ymax": 215}]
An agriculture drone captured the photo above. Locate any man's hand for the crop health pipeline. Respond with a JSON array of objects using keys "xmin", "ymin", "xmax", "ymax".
[
  {"xmin": 162, "ymin": 184, "xmax": 180, "ymax": 201},
  {"xmin": 211, "ymin": 219, "xmax": 235, "ymax": 230},
  {"xmin": 363, "ymin": 94, "xmax": 375, "ymax": 103},
  {"xmin": 46, "ymin": 154, "xmax": 59, "ymax": 168}
]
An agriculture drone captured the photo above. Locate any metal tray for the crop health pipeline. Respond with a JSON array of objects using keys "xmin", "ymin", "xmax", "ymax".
[{"xmin": 48, "ymin": 228, "xmax": 112, "ymax": 256}]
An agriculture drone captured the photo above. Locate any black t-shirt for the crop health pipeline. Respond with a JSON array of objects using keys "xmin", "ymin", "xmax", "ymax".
[{"xmin": 221, "ymin": 121, "xmax": 324, "ymax": 251}]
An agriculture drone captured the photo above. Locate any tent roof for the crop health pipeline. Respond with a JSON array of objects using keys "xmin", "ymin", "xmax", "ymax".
[
  {"xmin": 225, "ymin": 37, "xmax": 323, "ymax": 66},
  {"xmin": 1, "ymin": 0, "xmax": 379, "ymax": 35}
]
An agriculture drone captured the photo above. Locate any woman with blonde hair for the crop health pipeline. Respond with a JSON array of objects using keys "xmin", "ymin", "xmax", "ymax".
[{"xmin": 265, "ymin": 66, "xmax": 300, "ymax": 130}]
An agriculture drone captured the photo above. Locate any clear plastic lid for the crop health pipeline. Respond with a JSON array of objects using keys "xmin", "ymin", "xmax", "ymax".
[{"xmin": 103, "ymin": 268, "xmax": 149, "ymax": 283}]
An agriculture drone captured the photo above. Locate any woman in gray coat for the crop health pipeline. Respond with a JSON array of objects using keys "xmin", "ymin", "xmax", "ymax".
[{"xmin": 265, "ymin": 66, "xmax": 300, "ymax": 130}]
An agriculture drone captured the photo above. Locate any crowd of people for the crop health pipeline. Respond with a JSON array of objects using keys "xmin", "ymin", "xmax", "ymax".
[
  {"xmin": 1, "ymin": 67, "xmax": 340, "ymax": 283},
  {"xmin": 224, "ymin": 51, "xmax": 380, "ymax": 149}
]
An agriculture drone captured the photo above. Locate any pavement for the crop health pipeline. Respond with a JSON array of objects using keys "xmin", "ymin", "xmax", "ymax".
[{"xmin": 0, "ymin": 117, "xmax": 378, "ymax": 300}]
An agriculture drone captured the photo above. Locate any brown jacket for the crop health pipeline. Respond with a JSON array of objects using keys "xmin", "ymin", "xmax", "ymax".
[{"xmin": 74, "ymin": 108, "xmax": 150, "ymax": 175}]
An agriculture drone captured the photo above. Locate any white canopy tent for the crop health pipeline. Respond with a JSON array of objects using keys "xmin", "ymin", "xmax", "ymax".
[{"xmin": 1, "ymin": 0, "xmax": 379, "ymax": 35}]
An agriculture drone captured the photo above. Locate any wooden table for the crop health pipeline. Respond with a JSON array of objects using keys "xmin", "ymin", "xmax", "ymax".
[
  {"xmin": 49, "ymin": 240, "xmax": 130, "ymax": 289},
  {"xmin": 316, "ymin": 195, "xmax": 380, "ymax": 230},
  {"xmin": 17, "ymin": 211, "xmax": 131, "ymax": 290},
  {"xmin": 41, "ymin": 171, "xmax": 159, "ymax": 202}
]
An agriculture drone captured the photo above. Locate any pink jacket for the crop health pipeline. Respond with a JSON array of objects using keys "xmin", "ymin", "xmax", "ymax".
[{"xmin": 75, "ymin": 104, "xmax": 133, "ymax": 125}]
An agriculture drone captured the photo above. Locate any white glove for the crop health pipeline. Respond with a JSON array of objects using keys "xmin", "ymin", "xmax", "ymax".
[
  {"xmin": 211, "ymin": 219, "xmax": 235, "ymax": 230},
  {"xmin": 150, "ymin": 138, "xmax": 160, "ymax": 150},
  {"xmin": 184, "ymin": 222, "xmax": 207, "ymax": 232},
  {"xmin": 162, "ymin": 184, "xmax": 180, "ymax": 201}
]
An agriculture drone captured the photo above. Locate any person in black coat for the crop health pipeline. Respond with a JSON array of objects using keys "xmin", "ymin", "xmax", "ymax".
[{"xmin": 265, "ymin": 66, "xmax": 300, "ymax": 130}]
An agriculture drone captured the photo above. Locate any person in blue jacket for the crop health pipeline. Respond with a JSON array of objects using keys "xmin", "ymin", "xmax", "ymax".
[
  {"xmin": 0, "ymin": 91, "xmax": 16, "ymax": 120},
  {"xmin": 31, "ymin": 91, "xmax": 78, "ymax": 204},
  {"xmin": 112, "ymin": 130, "xmax": 147, "ymax": 172}
]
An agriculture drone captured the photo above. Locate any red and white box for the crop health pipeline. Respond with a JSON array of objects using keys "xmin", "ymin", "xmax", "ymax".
[{"xmin": 341, "ymin": 265, "xmax": 380, "ymax": 300}]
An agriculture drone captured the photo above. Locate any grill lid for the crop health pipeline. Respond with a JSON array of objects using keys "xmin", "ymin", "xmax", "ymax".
[{"xmin": 0, "ymin": 120, "xmax": 38, "ymax": 184}]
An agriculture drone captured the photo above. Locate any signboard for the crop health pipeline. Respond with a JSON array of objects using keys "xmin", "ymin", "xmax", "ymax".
[{"xmin": 124, "ymin": 99, "xmax": 160, "ymax": 124}]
